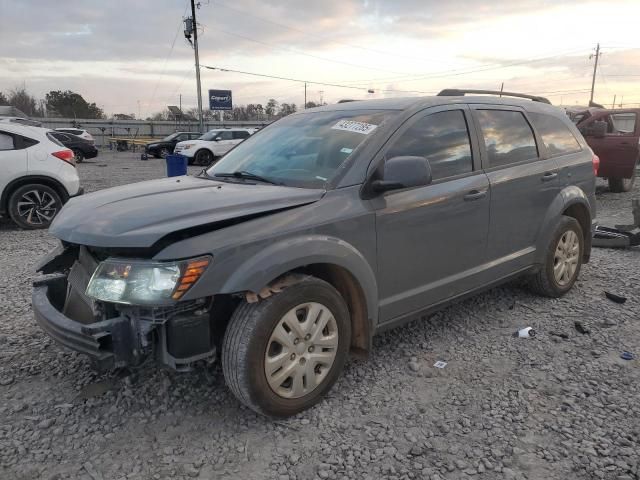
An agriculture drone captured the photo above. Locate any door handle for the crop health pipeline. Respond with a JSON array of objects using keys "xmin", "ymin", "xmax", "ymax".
[
  {"xmin": 542, "ymin": 172, "xmax": 558, "ymax": 182},
  {"xmin": 464, "ymin": 190, "xmax": 487, "ymax": 201}
]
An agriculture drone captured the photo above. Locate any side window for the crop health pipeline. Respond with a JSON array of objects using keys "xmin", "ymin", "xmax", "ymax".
[
  {"xmin": 476, "ymin": 110, "xmax": 538, "ymax": 168},
  {"xmin": 233, "ymin": 131, "xmax": 250, "ymax": 140},
  {"xmin": 190, "ymin": 133, "xmax": 201, "ymax": 139},
  {"xmin": 386, "ymin": 110, "xmax": 473, "ymax": 181},
  {"xmin": 528, "ymin": 112, "xmax": 581, "ymax": 157},
  {"xmin": 0, "ymin": 132, "xmax": 15, "ymax": 151},
  {"xmin": 217, "ymin": 131, "xmax": 233, "ymax": 140},
  {"xmin": 175, "ymin": 134, "xmax": 187, "ymax": 141},
  {"xmin": 609, "ymin": 113, "xmax": 637, "ymax": 135}
]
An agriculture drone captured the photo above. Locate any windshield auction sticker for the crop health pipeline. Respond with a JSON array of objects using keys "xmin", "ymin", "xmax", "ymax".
[{"xmin": 331, "ymin": 120, "xmax": 378, "ymax": 135}]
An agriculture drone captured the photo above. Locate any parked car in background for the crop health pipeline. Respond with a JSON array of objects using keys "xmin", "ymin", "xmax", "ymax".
[
  {"xmin": 49, "ymin": 131, "xmax": 99, "ymax": 163},
  {"xmin": 145, "ymin": 131, "xmax": 203, "ymax": 158},
  {"xmin": 174, "ymin": 127, "xmax": 257, "ymax": 165},
  {"xmin": 54, "ymin": 128, "xmax": 95, "ymax": 144},
  {"xmin": 0, "ymin": 123, "xmax": 81, "ymax": 229},
  {"xmin": 33, "ymin": 90, "xmax": 596, "ymax": 417},
  {"xmin": 0, "ymin": 116, "xmax": 43, "ymax": 127},
  {"xmin": 572, "ymin": 108, "xmax": 640, "ymax": 192}
]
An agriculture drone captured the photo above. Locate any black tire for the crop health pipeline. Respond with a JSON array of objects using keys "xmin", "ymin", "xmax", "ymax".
[
  {"xmin": 72, "ymin": 149, "xmax": 84, "ymax": 163},
  {"xmin": 159, "ymin": 147, "xmax": 170, "ymax": 158},
  {"xmin": 222, "ymin": 276, "xmax": 351, "ymax": 417},
  {"xmin": 608, "ymin": 160, "xmax": 637, "ymax": 192},
  {"xmin": 194, "ymin": 149, "xmax": 214, "ymax": 166},
  {"xmin": 8, "ymin": 184, "xmax": 63, "ymax": 229},
  {"xmin": 529, "ymin": 216, "xmax": 584, "ymax": 297},
  {"xmin": 153, "ymin": 153, "xmax": 161, "ymax": 159}
]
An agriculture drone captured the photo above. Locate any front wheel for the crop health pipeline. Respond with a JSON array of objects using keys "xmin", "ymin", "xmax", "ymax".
[
  {"xmin": 194, "ymin": 149, "xmax": 214, "ymax": 166},
  {"xmin": 222, "ymin": 276, "xmax": 351, "ymax": 417},
  {"xmin": 608, "ymin": 160, "xmax": 637, "ymax": 192},
  {"xmin": 529, "ymin": 216, "xmax": 584, "ymax": 297}
]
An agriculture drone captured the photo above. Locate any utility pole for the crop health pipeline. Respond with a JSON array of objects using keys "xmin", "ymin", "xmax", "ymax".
[
  {"xmin": 499, "ymin": 82, "xmax": 504, "ymax": 97},
  {"xmin": 304, "ymin": 82, "xmax": 307, "ymax": 109},
  {"xmin": 589, "ymin": 43, "xmax": 600, "ymax": 106},
  {"xmin": 189, "ymin": 0, "xmax": 204, "ymax": 133},
  {"xmin": 612, "ymin": 94, "xmax": 617, "ymax": 109}
]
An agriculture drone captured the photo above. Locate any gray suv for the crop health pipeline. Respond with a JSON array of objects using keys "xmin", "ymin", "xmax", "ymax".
[{"xmin": 33, "ymin": 90, "xmax": 596, "ymax": 417}]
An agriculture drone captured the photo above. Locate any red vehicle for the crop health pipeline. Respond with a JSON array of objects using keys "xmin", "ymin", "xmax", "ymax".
[{"xmin": 572, "ymin": 108, "xmax": 640, "ymax": 192}]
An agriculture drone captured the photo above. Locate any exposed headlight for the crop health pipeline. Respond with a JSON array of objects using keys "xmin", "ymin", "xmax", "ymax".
[{"xmin": 86, "ymin": 256, "xmax": 211, "ymax": 305}]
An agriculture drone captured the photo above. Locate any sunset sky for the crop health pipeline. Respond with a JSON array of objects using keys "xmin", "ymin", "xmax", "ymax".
[{"xmin": 1, "ymin": 0, "xmax": 640, "ymax": 117}]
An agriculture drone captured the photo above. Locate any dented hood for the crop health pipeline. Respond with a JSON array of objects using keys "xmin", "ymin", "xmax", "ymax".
[{"xmin": 50, "ymin": 175, "xmax": 324, "ymax": 248}]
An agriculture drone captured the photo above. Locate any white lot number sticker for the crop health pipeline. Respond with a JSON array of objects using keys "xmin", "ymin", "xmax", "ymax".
[{"xmin": 331, "ymin": 120, "xmax": 378, "ymax": 135}]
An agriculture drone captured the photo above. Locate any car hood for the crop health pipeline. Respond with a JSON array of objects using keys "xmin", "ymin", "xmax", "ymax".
[{"xmin": 50, "ymin": 175, "xmax": 325, "ymax": 248}]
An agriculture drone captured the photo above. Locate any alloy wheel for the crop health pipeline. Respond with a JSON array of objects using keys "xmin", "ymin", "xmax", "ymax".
[
  {"xmin": 264, "ymin": 302, "xmax": 339, "ymax": 399},
  {"xmin": 160, "ymin": 147, "xmax": 170, "ymax": 158},
  {"xmin": 553, "ymin": 230, "xmax": 580, "ymax": 286},
  {"xmin": 16, "ymin": 189, "xmax": 58, "ymax": 226}
]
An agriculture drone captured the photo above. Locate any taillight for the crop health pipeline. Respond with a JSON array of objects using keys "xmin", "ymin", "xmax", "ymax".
[
  {"xmin": 592, "ymin": 154, "xmax": 600, "ymax": 176},
  {"xmin": 52, "ymin": 150, "xmax": 76, "ymax": 166}
]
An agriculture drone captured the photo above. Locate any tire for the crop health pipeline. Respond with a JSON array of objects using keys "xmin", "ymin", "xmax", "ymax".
[
  {"xmin": 222, "ymin": 276, "xmax": 351, "ymax": 417},
  {"xmin": 72, "ymin": 149, "xmax": 84, "ymax": 163},
  {"xmin": 529, "ymin": 216, "xmax": 584, "ymax": 297},
  {"xmin": 8, "ymin": 184, "xmax": 63, "ymax": 229},
  {"xmin": 608, "ymin": 159, "xmax": 637, "ymax": 192},
  {"xmin": 194, "ymin": 149, "xmax": 214, "ymax": 166},
  {"xmin": 159, "ymin": 147, "xmax": 170, "ymax": 158},
  {"xmin": 153, "ymin": 153, "xmax": 161, "ymax": 159}
]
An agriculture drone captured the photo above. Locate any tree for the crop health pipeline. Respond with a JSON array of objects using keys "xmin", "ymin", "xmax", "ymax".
[
  {"xmin": 305, "ymin": 101, "xmax": 319, "ymax": 109},
  {"xmin": 113, "ymin": 113, "xmax": 135, "ymax": 120},
  {"xmin": 45, "ymin": 90, "xmax": 104, "ymax": 119},
  {"xmin": 0, "ymin": 91, "xmax": 8, "ymax": 105},
  {"xmin": 265, "ymin": 98, "xmax": 278, "ymax": 118},
  {"xmin": 278, "ymin": 103, "xmax": 297, "ymax": 117},
  {"xmin": 8, "ymin": 87, "xmax": 41, "ymax": 117}
]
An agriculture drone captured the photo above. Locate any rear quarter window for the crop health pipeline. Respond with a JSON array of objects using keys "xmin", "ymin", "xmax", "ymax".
[
  {"xmin": 475, "ymin": 110, "xmax": 538, "ymax": 168},
  {"xmin": 529, "ymin": 112, "xmax": 582, "ymax": 157},
  {"xmin": 0, "ymin": 132, "xmax": 15, "ymax": 150}
]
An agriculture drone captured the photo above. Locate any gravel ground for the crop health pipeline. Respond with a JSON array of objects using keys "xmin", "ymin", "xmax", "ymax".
[{"xmin": 1, "ymin": 152, "xmax": 639, "ymax": 480}]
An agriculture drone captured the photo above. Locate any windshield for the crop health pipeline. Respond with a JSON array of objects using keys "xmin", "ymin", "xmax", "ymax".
[
  {"xmin": 162, "ymin": 133, "xmax": 180, "ymax": 141},
  {"xmin": 206, "ymin": 110, "xmax": 397, "ymax": 188}
]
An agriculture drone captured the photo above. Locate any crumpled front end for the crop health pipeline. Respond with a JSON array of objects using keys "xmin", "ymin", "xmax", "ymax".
[{"xmin": 32, "ymin": 244, "xmax": 216, "ymax": 371}]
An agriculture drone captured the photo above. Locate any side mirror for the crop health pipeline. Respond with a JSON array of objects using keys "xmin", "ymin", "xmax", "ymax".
[
  {"xmin": 372, "ymin": 156, "xmax": 432, "ymax": 193},
  {"xmin": 583, "ymin": 121, "xmax": 607, "ymax": 138},
  {"xmin": 213, "ymin": 137, "xmax": 221, "ymax": 142}
]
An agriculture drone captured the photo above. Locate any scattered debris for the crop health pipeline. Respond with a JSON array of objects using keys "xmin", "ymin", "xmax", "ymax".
[
  {"xmin": 433, "ymin": 360, "xmax": 447, "ymax": 369},
  {"xmin": 605, "ymin": 291, "xmax": 627, "ymax": 304},
  {"xmin": 550, "ymin": 331, "xmax": 570, "ymax": 340},
  {"xmin": 513, "ymin": 327, "xmax": 536, "ymax": 338},
  {"xmin": 574, "ymin": 321, "xmax": 590, "ymax": 335},
  {"xmin": 620, "ymin": 351, "xmax": 635, "ymax": 361},
  {"xmin": 592, "ymin": 225, "xmax": 640, "ymax": 248}
]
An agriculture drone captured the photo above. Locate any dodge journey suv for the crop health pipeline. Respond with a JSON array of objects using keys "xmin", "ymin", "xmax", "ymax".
[{"xmin": 33, "ymin": 89, "xmax": 596, "ymax": 417}]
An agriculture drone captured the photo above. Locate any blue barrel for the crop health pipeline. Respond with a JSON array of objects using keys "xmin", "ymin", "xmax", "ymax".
[{"xmin": 166, "ymin": 154, "xmax": 187, "ymax": 177}]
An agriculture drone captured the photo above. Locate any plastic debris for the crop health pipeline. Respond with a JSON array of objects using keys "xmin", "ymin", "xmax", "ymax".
[
  {"xmin": 604, "ymin": 291, "xmax": 627, "ymax": 304},
  {"xmin": 513, "ymin": 327, "xmax": 536, "ymax": 338},
  {"xmin": 620, "ymin": 351, "xmax": 635, "ymax": 361},
  {"xmin": 592, "ymin": 225, "xmax": 640, "ymax": 248},
  {"xmin": 574, "ymin": 321, "xmax": 590, "ymax": 335},
  {"xmin": 433, "ymin": 360, "xmax": 447, "ymax": 369}
]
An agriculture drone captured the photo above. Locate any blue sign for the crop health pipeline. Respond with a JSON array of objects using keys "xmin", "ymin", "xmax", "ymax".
[{"xmin": 209, "ymin": 89, "xmax": 232, "ymax": 110}]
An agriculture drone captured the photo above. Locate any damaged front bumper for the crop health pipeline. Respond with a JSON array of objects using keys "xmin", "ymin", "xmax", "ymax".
[{"xmin": 32, "ymin": 260, "xmax": 217, "ymax": 372}]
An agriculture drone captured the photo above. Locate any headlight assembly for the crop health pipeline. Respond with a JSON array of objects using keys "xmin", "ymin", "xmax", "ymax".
[{"xmin": 85, "ymin": 256, "xmax": 211, "ymax": 305}]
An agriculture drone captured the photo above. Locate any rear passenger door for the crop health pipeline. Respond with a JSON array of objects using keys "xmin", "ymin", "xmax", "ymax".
[
  {"xmin": 472, "ymin": 106, "xmax": 560, "ymax": 273},
  {"xmin": 373, "ymin": 106, "xmax": 491, "ymax": 322},
  {"xmin": 0, "ymin": 130, "xmax": 28, "ymax": 194}
]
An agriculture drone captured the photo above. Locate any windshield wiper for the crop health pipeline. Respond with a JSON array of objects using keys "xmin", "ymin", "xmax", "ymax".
[{"xmin": 214, "ymin": 171, "xmax": 280, "ymax": 185}]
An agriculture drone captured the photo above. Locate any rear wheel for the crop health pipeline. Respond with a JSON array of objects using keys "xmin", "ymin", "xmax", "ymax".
[
  {"xmin": 72, "ymin": 149, "xmax": 84, "ymax": 163},
  {"xmin": 159, "ymin": 147, "xmax": 170, "ymax": 158},
  {"xmin": 222, "ymin": 276, "xmax": 351, "ymax": 417},
  {"xmin": 8, "ymin": 184, "xmax": 63, "ymax": 229},
  {"xmin": 529, "ymin": 216, "xmax": 584, "ymax": 297},
  {"xmin": 608, "ymin": 158, "xmax": 638, "ymax": 193},
  {"xmin": 194, "ymin": 149, "xmax": 214, "ymax": 166}
]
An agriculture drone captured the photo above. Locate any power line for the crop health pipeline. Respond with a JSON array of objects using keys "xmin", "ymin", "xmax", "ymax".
[{"xmin": 202, "ymin": 65, "xmax": 437, "ymax": 95}]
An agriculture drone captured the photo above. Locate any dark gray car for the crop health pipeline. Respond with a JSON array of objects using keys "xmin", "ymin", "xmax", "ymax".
[{"xmin": 33, "ymin": 90, "xmax": 597, "ymax": 417}]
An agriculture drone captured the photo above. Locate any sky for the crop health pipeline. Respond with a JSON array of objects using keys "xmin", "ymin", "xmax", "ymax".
[{"xmin": 1, "ymin": 0, "xmax": 640, "ymax": 117}]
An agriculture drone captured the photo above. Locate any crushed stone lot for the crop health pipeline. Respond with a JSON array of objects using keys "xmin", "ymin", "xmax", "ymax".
[{"xmin": 1, "ymin": 151, "xmax": 639, "ymax": 480}]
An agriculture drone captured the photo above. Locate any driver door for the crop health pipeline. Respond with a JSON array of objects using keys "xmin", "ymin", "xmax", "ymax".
[{"xmin": 371, "ymin": 106, "xmax": 491, "ymax": 324}]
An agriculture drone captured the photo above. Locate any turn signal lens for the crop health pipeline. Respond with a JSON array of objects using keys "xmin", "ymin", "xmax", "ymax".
[{"xmin": 172, "ymin": 257, "xmax": 211, "ymax": 300}]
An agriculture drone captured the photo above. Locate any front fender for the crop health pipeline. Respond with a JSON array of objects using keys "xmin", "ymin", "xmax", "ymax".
[{"xmin": 220, "ymin": 235, "xmax": 379, "ymax": 325}]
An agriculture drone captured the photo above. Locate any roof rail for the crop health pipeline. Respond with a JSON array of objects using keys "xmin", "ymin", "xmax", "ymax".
[{"xmin": 437, "ymin": 89, "xmax": 551, "ymax": 104}]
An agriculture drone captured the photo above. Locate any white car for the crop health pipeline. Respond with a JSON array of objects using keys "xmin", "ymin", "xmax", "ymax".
[
  {"xmin": 174, "ymin": 128, "xmax": 256, "ymax": 165},
  {"xmin": 55, "ymin": 128, "xmax": 95, "ymax": 144},
  {"xmin": 0, "ymin": 123, "xmax": 82, "ymax": 229}
]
